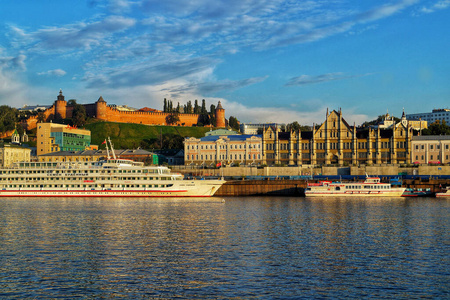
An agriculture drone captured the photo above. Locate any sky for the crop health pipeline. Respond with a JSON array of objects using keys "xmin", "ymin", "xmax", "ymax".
[{"xmin": 0, "ymin": 0, "xmax": 449, "ymax": 126}]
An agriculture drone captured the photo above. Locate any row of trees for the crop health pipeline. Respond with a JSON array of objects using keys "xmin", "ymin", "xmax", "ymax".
[
  {"xmin": 163, "ymin": 98, "xmax": 218, "ymax": 126},
  {"xmin": 164, "ymin": 98, "xmax": 211, "ymax": 114}
]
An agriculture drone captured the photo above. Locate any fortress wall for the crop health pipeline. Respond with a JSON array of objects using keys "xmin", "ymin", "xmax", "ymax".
[
  {"xmin": 24, "ymin": 106, "xmax": 56, "ymax": 130},
  {"xmin": 66, "ymin": 106, "xmax": 74, "ymax": 119},
  {"xmin": 84, "ymin": 103, "xmax": 97, "ymax": 117},
  {"xmin": 102, "ymin": 107, "xmax": 201, "ymax": 126}
]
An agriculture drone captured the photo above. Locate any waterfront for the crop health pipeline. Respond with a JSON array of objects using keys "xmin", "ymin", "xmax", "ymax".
[{"xmin": 0, "ymin": 197, "xmax": 448, "ymax": 298}]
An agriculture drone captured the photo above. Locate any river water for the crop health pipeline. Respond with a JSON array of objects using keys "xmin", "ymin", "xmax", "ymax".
[{"xmin": 0, "ymin": 197, "xmax": 448, "ymax": 299}]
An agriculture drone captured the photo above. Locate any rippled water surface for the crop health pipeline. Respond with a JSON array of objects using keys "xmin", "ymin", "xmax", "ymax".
[{"xmin": 0, "ymin": 197, "xmax": 448, "ymax": 298}]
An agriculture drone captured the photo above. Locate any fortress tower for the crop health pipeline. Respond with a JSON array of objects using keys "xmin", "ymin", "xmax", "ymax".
[
  {"xmin": 54, "ymin": 89, "xmax": 67, "ymax": 119},
  {"xmin": 215, "ymin": 101, "xmax": 225, "ymax": 128},
  {"xmin": 96, "ymin": 96, "xmax": 107, "ymax": 120}
]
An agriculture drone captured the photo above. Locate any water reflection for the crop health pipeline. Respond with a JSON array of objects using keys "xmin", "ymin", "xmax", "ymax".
[{"xmin": 0, "ymin": 197, "xmax": 448, "ymax": 298}]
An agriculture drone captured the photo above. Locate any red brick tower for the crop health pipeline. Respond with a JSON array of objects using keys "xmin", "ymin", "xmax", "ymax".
[
  {"xmin": 215, "ymin": 101, "xmax": 225, "ymax": 128},
  {"xmin": 96, "ymin": 96, "xmax": 107, "ymax": 120},
  {"xmin": 54, "ymin": 89, "xmax": 67, "ymax": 119}
]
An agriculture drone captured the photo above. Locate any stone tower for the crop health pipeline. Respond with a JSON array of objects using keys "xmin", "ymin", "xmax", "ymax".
[
  {"xmin": 54, "ymin": 89, "xmax": 67, "ymax": 119},
  {"xmin": 215, "ymin": 101, "xmax": 225, "ymax": 128},
  {"xmin": 96, "ymin": 96, "xmax": 107, "ymax": 120}
]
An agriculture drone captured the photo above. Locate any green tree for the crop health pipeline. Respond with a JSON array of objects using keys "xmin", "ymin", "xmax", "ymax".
[
  {"xmin": 163, "ymin": 98, "xmax": 167, "ymax": 112},
  {"xmin": 201, "ymin": 99, "xmax": 207, "ymax": 114},
  {"xmin": 194, "ymin": 100, "xmax": 200, "ymax": 114},
  {"xmin": 209, "ymin": 104, "xmax": 216, "ymax": 127},
  {"xmin": 0, "ymin": 106, "xmax": 18, "ymax": 133},
  {"xmin": 68, "ymin": 99, "xmax": 77, "ymax": 105},
  {"xmin": 186, "ymin": 101, "xmax": 193, "ymax": 113},
  {"xmin": 165, "ymin": 113, "xmax": 180, "ymax": 125},
  {"xmin": 37, "ymin": 111, "xmax": 46, "ymax": 123},
  {"xmin": 228, "ymin": 116, "xmax": 240, "ymax": 131},
  {"xmin": 422, "ymin": 120, "xmax": 450, "ymax": 135},
  {"xmin": 72, "ymin": 103, "xmax": 87, "ymax": 127},
  {"xmin": 286, "ymin": 121, "xmax": 301, "ymax": 131}
]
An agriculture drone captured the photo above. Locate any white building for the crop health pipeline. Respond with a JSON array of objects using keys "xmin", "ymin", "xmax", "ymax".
[
  {"xmin": 240, "ymin": 123, "xmax": 285, "ymax": 135},
  {"xmin": 407, "ymin": 108, "xmax": 450, "ymax": 125}
]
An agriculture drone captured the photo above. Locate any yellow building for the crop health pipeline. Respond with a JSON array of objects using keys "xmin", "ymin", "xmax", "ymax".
[
  {"xmin": 37, "ymin": 123, "xmax": 92, "ymax": 155},
  {"xmin": 263, "ymin": 109, "xmax": 412, "ymax": 166},
  {"xmin": 0, "ymin": 144, "xmax": 32, "ymax": 167}
]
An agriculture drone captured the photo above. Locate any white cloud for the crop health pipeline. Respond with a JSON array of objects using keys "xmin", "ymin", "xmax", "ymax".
[
  {"xmin": 37, "ymin": 69, "xmax": 67, "ymax": 77},
  {"xmin": 286, "ymin": 72, "xmax": 371, "ymax": 86},
  {"xmin": 419, "ymin": 0, "xmax": 450, "ymax": 13},
  {"xmin": 11, "ymin": 16, "xmax": 136, "ymax": 52},
  {"xmin": 0, "ymin": 68, "xmax": 29, "ymax": 107},
  {"xmin": 0, "ymin": 54, "xmax": 26, "ymax": 71}
]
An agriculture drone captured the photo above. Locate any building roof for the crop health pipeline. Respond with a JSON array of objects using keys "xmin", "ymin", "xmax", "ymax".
[
  {"xmin": 205, "ymin": 129, "xmax": 239, "ymax": 136},
  {"xmin": 412, "ymin": 135, "xmax": 450, "ymax": 141},
  {"xmin": 200, "ymin": 134, "xmax": 262, "ymax": 142}
]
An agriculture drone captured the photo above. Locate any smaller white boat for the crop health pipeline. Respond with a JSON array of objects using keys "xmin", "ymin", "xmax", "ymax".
[
  {"xmin": 305, "ymin": 176, "xmax": 405, "ymax": 197},
  {"xmin": 436, "ymin": 186, "xmax": 450, "ymax": 197}
]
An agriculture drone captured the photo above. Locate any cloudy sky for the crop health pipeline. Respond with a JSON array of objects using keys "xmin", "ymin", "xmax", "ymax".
[{"xmin": 0, "ymin": 0, "xmax": 449, "ymax": 125}]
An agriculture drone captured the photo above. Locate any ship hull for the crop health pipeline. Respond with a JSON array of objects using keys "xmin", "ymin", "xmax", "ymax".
[
  {"xmin": 0, "ymin": 180, "xmax": 224, "ymax": 198},
  {"xmin": 305, "ymin": 189, "xmax": 405, "ymax": 197}
]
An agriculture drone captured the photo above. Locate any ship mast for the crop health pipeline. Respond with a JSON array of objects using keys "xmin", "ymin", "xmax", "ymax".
[
  {"xmin": 105, "ymin": 139, "xmax": 110, "ymax": 160},
  {"xmin": 108, "ymin": 137, "xmax": 117, "ymax": 159}
]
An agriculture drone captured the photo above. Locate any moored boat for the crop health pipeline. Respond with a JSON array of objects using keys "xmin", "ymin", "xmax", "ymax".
[
  {"xmin": 402, "ymin": 188, "xmax": 435, "ymax": 197},
  {"xmin": 436, "ymin": 186, "xmax": 450, "ymax": 197},
  {"xmin": 0, "ymin": 138, "xmax": 225, "ymax": 198},
  {"xmin": 305, "ymin": 176, "xmax": 405, "ymax": 197}
]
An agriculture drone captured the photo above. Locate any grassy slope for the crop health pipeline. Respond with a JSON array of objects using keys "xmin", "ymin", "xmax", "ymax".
[{"xmin": 85, "ymin": 122, "xmax": 211, "ymax": 149}]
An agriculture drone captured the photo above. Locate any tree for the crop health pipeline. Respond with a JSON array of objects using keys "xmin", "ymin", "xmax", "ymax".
[
  {"xmin": 422, "ymin": 120, "xmax": 450, "ymax": 135},
  {"xmin": 37, "ymin": 112, "xmax": 46, "ymax": 123},
  {"xmin": 163, "ymin": 98, "xmax": 167, "ymax": 112},
  {"xmin": 165, "ymin": 113, "xmax": 180, "ymax": 125},
  {"xmin": 68, "ymin": 99, "xmax": 77, "ymax": 105},
  {"xmin": 286, "ymin": 121, "xmax": 301, "ymax": 131},
  {"xmin": 201, "ymin": 99, "xmax": 207, "ymax": 114},
  {"xmin": 72, "ymin": 104, "xmax": 87, "ymax": 127},
  {"xmin": 186, "ymin": 101, "xmax": 193, "ymax": 113},
  {"xmin": 0, "ymin": 106, "xmax": 18, "ymax": 133},
  {"xmin": 209, "ymin": 104, "xmax": 216, "ymax": 127},
  {"xmin": 194, "ymin": 100, "xmax": 200, "ymax": 114},
  {"xmin": 228, "ymin": 116, "xmax": 240, "ymax": 131}
]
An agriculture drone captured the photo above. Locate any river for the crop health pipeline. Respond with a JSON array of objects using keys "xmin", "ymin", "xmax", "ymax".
[{"xmin": 0, "ymin": 197, "xmax": 448, "ymax": 298}]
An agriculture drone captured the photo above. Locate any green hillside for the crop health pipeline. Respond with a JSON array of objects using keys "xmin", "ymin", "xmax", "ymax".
[{"xmin": 85, "ymin": 122, "xmax": 212, "ymax": 150}]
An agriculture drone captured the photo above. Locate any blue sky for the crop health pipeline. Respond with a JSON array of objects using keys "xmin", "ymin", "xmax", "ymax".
[{"xmin": 0, "ymin": 0, "xmax": 449, "ymax": 125}]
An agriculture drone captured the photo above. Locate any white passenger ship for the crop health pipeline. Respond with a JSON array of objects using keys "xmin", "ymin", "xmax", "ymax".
[
  {"xmin": 0, "ymin": 139, "xmax": 224, "ymax": 198},
  {"xmin": 305, "ymin": 176, "xmax": 405, "ymax": 197}
]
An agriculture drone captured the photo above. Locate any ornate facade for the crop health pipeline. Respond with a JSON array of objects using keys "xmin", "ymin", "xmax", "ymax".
[{"xmin": 262, "ymin": 109, "xmax": 412, "ymax": 166}]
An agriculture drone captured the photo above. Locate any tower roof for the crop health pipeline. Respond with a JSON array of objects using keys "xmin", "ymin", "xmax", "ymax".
[
  {"xmin": 216, "ymin": 101, "xmax": 223, "ymax": 109},
  {"xmin": 97, "ymin": 96, "xmax": 106, "ymax": 102}
]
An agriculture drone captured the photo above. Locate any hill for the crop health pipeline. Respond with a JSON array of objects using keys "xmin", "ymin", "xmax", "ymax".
[{"xmin": 85, "ymin": 122, "xmax": 213, "ymax": 150}]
